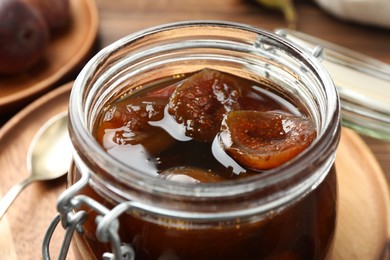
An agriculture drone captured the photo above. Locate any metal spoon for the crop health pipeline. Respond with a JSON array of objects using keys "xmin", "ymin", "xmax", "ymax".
[{"xmin": 0, "ymin": 112, "xmax": 72, "ymax": 219}]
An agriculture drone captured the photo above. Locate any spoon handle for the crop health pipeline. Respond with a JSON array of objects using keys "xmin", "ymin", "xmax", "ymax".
[{"xmin": 0, "ymin": 177, "xmax": 34, "ymax": 220}]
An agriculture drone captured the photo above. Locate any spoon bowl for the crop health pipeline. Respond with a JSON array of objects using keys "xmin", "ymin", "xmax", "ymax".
[{"xmin": 0, "ymin": 112, "xmax": 71, "ymax": 219}]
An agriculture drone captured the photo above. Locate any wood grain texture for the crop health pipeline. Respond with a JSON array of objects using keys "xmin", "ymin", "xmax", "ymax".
[
  {"xmin": 1, "ymin": 0, "xmax": 389, "ymax": 179},
  {"xmin": 92, "ymin": 0, "xmax": 390, "ymax": 181},
  {"xmin": 0, "ymin": 0, "xmax": 389, "ymax": 259},
  {"xmin": 0, "ymin": 83, "xmax": 74, "ymax": 260},
  {"xmin": 93, "ymin": 0, "xmax": 390, "ymax": 64},
  {"xmin": 333, "ymin": 128, "xmax": 390, "ymax": 260},
  {"xmin": 0, "ymin": 83, "xmax": 389, "ymax": 259},
  {"xmin": 0, "ymin": 0, "xmax": 98, "ymax": 114}
]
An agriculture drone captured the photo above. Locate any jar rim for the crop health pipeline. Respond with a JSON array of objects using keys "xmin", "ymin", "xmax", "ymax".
[
  {"xmin": 69, "ymin": 20, "xmax": 340, "ymax": 202},
  {"xmin": 275, "ymin": 28, "xmax": 390, "ymax": 141}
]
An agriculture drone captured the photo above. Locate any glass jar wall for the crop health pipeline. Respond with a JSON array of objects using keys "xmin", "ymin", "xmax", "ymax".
[{"xmin": 61, "ymin": 21, "xmax": 340, "ymax": 260}]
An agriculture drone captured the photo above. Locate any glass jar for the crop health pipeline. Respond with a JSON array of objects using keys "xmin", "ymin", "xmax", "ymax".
[{"xmin": 43, "ymin": 21, "xmax": 340, "ymax": 260}]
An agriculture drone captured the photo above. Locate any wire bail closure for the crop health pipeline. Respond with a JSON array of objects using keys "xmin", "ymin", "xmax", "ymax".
[{"xmin": 41, "ymin": 152, "xmax": 135, "ymax": 260}]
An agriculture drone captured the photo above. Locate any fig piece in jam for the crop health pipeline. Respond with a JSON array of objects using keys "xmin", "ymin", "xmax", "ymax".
[
  {"xmin": 95, "ymin": 68, "xmax": 316, "ymax": 181},
  {"xmin": 160, "ymin": 166, "xmax": 225, "ymax": 183},
  {"xmin": 218, "ymin": 110, "xmax": 316, "ymax": 170},
  {"xmin": 96, "ymin": 96, "xmax": 177, "ymax": 162},
  {"xmin": 168, "ymin": 68, "xmax": 242, "ymax": 142},
  {"xmin": 96, "ymin": 96, "xmax": 167, "ymax": 145},
  {"xmin": 79, "ymin": 67, "xmax": 337, "ymax": 260}
]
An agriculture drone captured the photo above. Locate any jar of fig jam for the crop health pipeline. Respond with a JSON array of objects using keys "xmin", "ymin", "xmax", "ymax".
[{"xmin": 43, "ymin": 21, "xmax": 340, "ymax": 260}]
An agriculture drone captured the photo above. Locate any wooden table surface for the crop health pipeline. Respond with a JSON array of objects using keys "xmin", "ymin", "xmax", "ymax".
[
  {"xmin": 87, "ymin": 0, "xmax": 390, "ymax": 182},
  {"xmin": 91, "ymin": 7, "xmax": 390, "ymax": 259},
  {"xmin": 96, "ymin": 0, "xmax": 390, "ymax": 180},
  {"xmin": 0, "ymin": 0, "xmax": 389, "ymax": 180},
  {"xmin": 0, "ymin": 0, "xmax": 390, "ymax": 259}
]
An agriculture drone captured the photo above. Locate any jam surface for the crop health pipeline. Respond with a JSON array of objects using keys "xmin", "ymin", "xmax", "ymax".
[{"xmin": 94, "ymin": 68, "xmax": 316, "ymax": 182}]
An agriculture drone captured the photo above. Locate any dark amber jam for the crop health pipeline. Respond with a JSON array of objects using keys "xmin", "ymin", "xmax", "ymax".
[
  {"xmin": 72, "ymin": 68, "xmax": 337, "ymax": 260},
  {"xmin": 94, "ymin": 68, "xmax": 316, "ymax": 182}
]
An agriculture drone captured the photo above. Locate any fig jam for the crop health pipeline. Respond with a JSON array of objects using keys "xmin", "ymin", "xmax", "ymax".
[
  {"xmin": 69, "ymin": 68, "xmax": 336, "ymax": 260},
  {"xmin": 94, "ymin": 68, "xmax": 316, "ymax": 182}
]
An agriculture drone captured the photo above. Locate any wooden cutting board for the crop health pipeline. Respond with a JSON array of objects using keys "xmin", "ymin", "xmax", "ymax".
[
  {"xmin": 333, "ymin": 128, "xmax": 390, "ymax": 259},
  {"xmin": 0, "ymin": 83, "xmax": 389, "ymax": 259}
]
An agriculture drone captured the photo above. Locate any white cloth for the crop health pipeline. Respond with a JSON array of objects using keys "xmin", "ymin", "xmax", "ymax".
[{"xmin": 315, "ymin": 0, "xmax": 390, "ymax": 28}]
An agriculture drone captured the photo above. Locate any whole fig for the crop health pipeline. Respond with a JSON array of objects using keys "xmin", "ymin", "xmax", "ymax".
[
  {"xmin": 23, "ymin": 0, "xmax": 70, "ymax": 30},
  {"xmin": 0, "ymin": 0, "xmax": 49, "ymax": 74}
]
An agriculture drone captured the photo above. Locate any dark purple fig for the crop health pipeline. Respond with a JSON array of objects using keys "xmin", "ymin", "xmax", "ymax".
[
  {"xmin": 0, "ymin": 0, "xmax": 49, "ymax": 74},
  {"xmin": 23, "ymin": 0, "xmax": 70, "ymax": 30}
]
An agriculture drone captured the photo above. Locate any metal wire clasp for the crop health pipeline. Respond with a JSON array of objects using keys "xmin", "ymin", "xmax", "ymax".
[
  {"xmin": 275, "ymin": 28, "xmax": 324, "ymax": 61},
  {"xmin": 42, "ymin": 154, "xmax": 135, "ymax": 260}
]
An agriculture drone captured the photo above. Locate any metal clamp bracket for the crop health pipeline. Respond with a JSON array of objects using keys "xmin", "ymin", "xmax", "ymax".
[{"xmin": 42, "ymin": 156, "xmax": 135, "ymax": 260}]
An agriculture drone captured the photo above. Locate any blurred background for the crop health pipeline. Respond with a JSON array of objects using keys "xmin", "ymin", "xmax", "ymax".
[
  {"xmin": 93, "ymin": 0, "xmax": 390, "ymax": 63},
  {"xmin": 0, "ymin": 1, "xmax": 389, "ymax": 259}
]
